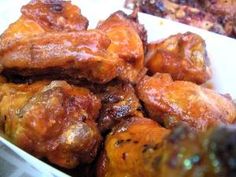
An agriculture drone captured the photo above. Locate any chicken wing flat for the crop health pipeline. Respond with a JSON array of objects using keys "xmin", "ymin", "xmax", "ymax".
[
  {"xmin": 97, "ymin": 11, "xmax": 147, "ymax": 83},
  {"xmin": 97, "ymin": 117, "xmax": 170, "ymax": 177},
  {"xmin": 0, "ymin": 30, "xmax": 124, "ymax": 84},
  {"xmin": 136, "ymin": 73, "xmax": 236, "ymax": 131},
  {"xmin": 0, "ymin": 0, "xmax": 125, "ymax": 84},
  {"xmin": 1, "ymin": 0, "xmax": 88, "ymax": 40},
  {"xmin": 146, "ymin": 32, "xmax": 211, "ymax": 84},
  {"xmin": 98, "ymin": 119, "xmax": 236, "ymax": 177},
  {"xmin": 0, "ymin": 81, "xmax": 101, "ymax": 169},
  {"xmin": 96, "ymin": 81, "xmax": 144, "ymax": 133}
]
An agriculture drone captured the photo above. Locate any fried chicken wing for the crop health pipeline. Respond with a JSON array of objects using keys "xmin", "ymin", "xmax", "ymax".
[
  {"xmin": 21, "ymin": 0, "xmax": 88, "ymax": 32},
  {"xmin": 97, "ymin": 117, "xmax": 170, "ymax": 177},
  {"xmin": 146, "ymin": 32, "xmax": 211, "ymax": 84},
  {"xmin": 0, "ymin": 30, "xmax": 124, "ymax": 84},
  {"xmin": 97, "ymin": 11, "xmax": 147, "ymax": 83},
  {"xmin": 0, "ymin": 0, "xmax": 125, "ymax": 84},
  {"xmin": 136, "ymin": 73, "xmax": 236, "ymax": 130},
  {"xmin": 96, "ymin": 81, "xmax": 144, "ymax": 133},
  {"xmin": 0, "ymin": 81, "xmax": 101, "ymax": 169},
  {"xmin": 1, "ymin": 0, "xmax": 88, "ymax": 40},
  {"xmin": 150, "ymin": 123, "xmax": 236, "ymax": 177},
  {"xmin": 99, "ymin": 119, "xmax": 236, "ymax": 177}
]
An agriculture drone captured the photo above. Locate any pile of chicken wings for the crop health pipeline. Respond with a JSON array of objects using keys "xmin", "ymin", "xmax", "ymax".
[{"xmin": 0, "ymin": 1, "xmax": 235, "ymax": 177}]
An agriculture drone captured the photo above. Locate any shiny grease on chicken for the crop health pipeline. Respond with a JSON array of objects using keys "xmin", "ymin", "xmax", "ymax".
[
  {"xmin": 1, "ymin": 0, "xmax": 88, "ymax": 39},
  {"xmin": 146, "ymin": 32, "xmax": 211, "ymax": 84},
  {"xmin": 136, "ymin": 73, "xmax": 236, "ymax": 131},
  {"xmin": 0, "ymin": 30, "xmax": 124, "ymax": 84},
  {"xmin": 0, "ymin": 81, "xmax": 102, "ymax": 169},
  {"xmin": 98, "ymin": 117, "xmax": 236, "ymax": 177},
  {"xmin": 97, "ymin": 10, "xmax": 147, "ymax": 83},
  {"xmin": 0, "ymin": 0, "xmax": 125, "ymax": 84}
]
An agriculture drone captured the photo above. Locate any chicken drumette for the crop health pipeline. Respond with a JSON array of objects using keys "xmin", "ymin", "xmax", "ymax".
[
  {"xmin": 0, "ymin": 81, "xmax": 101, "ymax": 169},
  {"xmin": 97, "ymin": 10, "xmax": 147, "ymax": 83},
  {"xmin": 146, "ymin": 32, "xmax": 211, "ymax": 84},
  {"xmin": 136, "ymin": 73, "xmax": 236, "ymax": 131},
  {"xmin": 97, "ymin": 117, "xmax": 170, "ymax": 177}
]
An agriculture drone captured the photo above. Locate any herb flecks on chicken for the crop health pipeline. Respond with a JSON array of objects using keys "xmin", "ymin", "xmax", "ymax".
[
  {"xmin": 97, "ymin": 81, "xmax": 144, "ymax": 133},
  {"xmin": 97, "ymin": 117, "xmax": 170, "ymax": 177},
  {"xmin": 98, "ymin": 119, "xmax": 236, "ymax": 177}
]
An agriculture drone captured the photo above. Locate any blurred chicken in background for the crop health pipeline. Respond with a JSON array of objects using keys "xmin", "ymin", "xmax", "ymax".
[{"xmin": 125, "ymin": 0, "xmax": 236, "ymax": 38}]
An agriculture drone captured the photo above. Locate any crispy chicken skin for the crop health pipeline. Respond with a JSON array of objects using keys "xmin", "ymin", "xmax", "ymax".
[
  {"xmin": 146, "ymin": 124, "xmax": 236, "ymax": 177},
  {"xmin": 21, "ymin": 0, "xmax": 88, "ymax": 32},
  {"xmin": 0, "ymin": 0, "xmax": 126, "ymax": 84},
  {"xmin": 97, "ymin": 11, "xmax": 147, "ymax": 83},
  {"xmin": 136, "ymin": 73, "xmax": 236, "ymax": 131},
  {"xmin": 0, "ymin": 81, "xmax": 101, "ymax": 169},
  {"xmin": 97, "ymin": 81, "xmax": 143, "ymax": 133},
  {"xmin": 0, "ymin": 30, "xmax": 124, "ymax": 84},
  {"xmin": 98, "ymin": 121, "xmax": 236, "ymax": 177},
  {"xmin": 1, "ymin": 0, "xmax": 88, "ymax": 40},
  {"xmin": 97, "ymin": 117, "xmax": 170, "ymax": 177},
  {"xmin": 146, "ymin": 32, "xmax": 211, "ymax": 84}
]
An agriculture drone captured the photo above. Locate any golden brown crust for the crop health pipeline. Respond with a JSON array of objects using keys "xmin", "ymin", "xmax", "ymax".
[
  {"xmin": 0, "ymin": 0, "xmax": 125, "ymax": 84},
  {"xmin": 21, "ymin": 0, "xmax": 88, "ymax": 32},
  {"xmin": 0, "ymin": 0, "xmax": 88, "ymax": 41},
  {"xmin": 0, "ymin": 30, "xmax": 125, "ymax": 84},
  {"xmin": 146, "ymin": 32, "xmax": 211, "ymax": 84},
  {"xmin": 0, "ymin": 81, "xmax": 102, "ymax": 168},
  {"xmin": 97, "ymin": 11, "xmax": 146, "ymax": 83},
  {"xmin": 97, "ymin": 117, "xmax": 170, "ymax": 177},
  {"xmin": 136, "ymin": 73, "xmax": 236, "ymax": 131}
]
